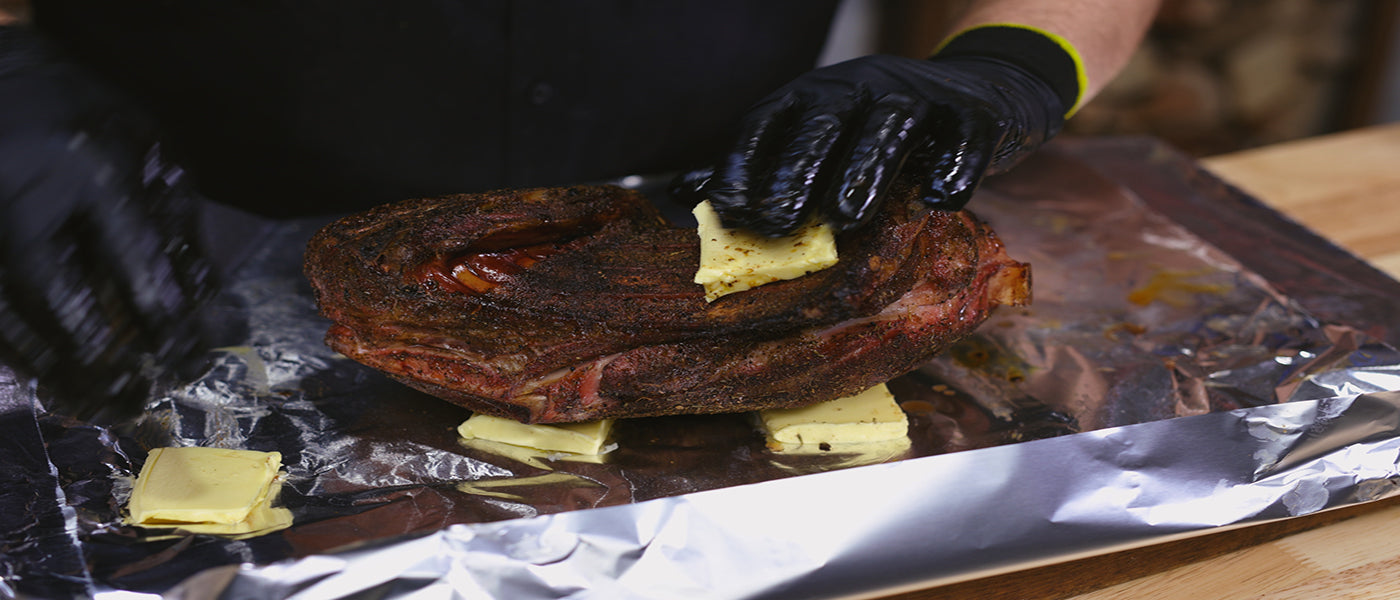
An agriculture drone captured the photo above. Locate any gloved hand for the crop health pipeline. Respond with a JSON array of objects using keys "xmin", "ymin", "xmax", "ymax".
[
  {"xmin": 677, "ymin": 25, "xmax": 1082, "ymax": 236},
  {"xmin": 0, "ymin": 26, "xmax": 216, "ymax": 418}
]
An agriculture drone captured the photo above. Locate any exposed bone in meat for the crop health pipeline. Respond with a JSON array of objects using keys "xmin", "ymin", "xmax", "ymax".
[{"xmin": 303, "ymin": 184, "xmax": 1029, "ymax": 423}]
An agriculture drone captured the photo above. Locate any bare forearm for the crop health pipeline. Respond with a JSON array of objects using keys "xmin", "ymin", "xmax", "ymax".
[
  {"xmin": 948, "ymin": 0, "xmax": 1160, "ymax": 102},
  {"xmin": 0, "ymin": 0, "xmax": 29, "ymax": 25},
  {"xmin": 0, "ymin": 0, "xmax": 28, "ymax": 25}
]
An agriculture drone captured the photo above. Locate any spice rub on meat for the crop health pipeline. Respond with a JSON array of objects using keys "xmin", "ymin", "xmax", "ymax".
[{"xmin": 303, "ymin": 183, "xmax": 1029, "ymax": 423}]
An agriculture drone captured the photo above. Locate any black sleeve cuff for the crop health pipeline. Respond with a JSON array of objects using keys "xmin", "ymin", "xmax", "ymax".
[{"xmin": 935, "ymin": 24, "xmax": 1084, "ymax": 117}]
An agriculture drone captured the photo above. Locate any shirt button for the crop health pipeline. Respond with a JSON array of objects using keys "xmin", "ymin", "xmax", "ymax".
[{"xmin": 528, "ymin": 82, "xmax": 555, "ymax": 105}]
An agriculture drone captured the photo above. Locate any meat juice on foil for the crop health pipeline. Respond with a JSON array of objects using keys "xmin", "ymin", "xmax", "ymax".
[{"xmin": 6, "ymin": 139, "xmax": 1400, "ymax": 598}]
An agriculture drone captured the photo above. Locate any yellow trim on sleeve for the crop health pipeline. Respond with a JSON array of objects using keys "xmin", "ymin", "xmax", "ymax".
[{"xmin": 934, "ymin": 23, "xmax": 1089, "ymax": 119}]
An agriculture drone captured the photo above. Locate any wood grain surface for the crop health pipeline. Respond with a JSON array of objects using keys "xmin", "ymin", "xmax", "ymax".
[{"xmin": 880, "ymin": 124, "xmax": 1400, "ymax": 600}]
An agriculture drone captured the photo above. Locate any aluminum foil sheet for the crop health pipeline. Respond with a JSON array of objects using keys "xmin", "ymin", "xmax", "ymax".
[{"xmin": 6, "ymin": 139, "xmax": 1400, "ymax": 599}]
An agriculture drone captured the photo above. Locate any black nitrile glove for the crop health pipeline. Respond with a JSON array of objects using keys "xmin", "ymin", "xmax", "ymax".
[
  {"xmin": 0, "ymin": 27, "xmax": 216, "ymax": 419},
  {"xmin": 677, "ymin": 25, "xmax": 1083, "ymax": 236}
]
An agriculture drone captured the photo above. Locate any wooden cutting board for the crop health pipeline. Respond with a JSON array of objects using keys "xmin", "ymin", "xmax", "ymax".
[{"xmin": 1072, "ymin": 503, "xmax": 1400, "ymax": 599}]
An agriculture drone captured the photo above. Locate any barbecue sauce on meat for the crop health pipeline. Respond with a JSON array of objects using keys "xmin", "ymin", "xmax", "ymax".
[
  {"xmin": 450, "ymin": 244, "xmax": 563, "ymax": 293},
  {"xmin": 413, "ymin": 216, "xmax": 593, "ymax": 294}
]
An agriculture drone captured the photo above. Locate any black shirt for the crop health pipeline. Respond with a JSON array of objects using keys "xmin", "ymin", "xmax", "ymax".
[{"xmin": 33, "ymin": 0, "xmax": 840, "ymax": 215}]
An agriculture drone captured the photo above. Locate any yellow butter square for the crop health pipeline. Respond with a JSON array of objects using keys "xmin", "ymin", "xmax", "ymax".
[
  {"xmin": 458, "ymin": 414, "xmax": 615, "ymax": 455},
  {"xmin": 128, "ymin": 447, "xmax": 283, "ymax": 525},
  {"xmin": 693, "ymin": 200, "xmax": 838, "ymax": 302},
  {"xmin": 760, "ymin": 384, "xmax": 909, "ymax": 446}
]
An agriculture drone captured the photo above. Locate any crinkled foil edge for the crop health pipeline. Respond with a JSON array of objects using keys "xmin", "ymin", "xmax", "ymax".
[{"xmin": 153, "ymin": 391, "xmax": 1400, "ymax": 600}]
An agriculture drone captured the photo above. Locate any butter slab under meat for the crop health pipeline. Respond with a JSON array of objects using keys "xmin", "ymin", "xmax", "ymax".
[
  {"xmin": 759, "ymin": 383, "xmax": 909, "ymax": 446},
  {"xmin": 693, "ymin": 200, "xmax": 838, "ymax": 302},
  {"xmin": 457, "ymin": 414, "xmax": 616, "ymax": 455}
]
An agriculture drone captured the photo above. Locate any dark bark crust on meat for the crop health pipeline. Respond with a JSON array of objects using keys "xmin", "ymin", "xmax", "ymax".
[{"xmin": 304, "ymin": 183, "xmax": 1029, "ymax": 423}]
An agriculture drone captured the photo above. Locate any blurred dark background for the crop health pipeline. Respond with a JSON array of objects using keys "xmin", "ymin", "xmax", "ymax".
[{"xmin": 827, "ymin": 0, "xmax": 1395, "ymax": 157}]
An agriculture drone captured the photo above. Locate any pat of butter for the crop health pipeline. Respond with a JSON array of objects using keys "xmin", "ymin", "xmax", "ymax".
[
  {"xmin": 458, "ymin": 414, "xmax": 615, "ymax": 455},
  {"xmin": 127, "ymin": 447, "xmax": 283, "ymax": 525},
  {"xmin": 693, "ymin": 200, "xmax": 838, "ymax": 302},
  {"xmin": 154, "ymin": 482, "xmax": 293, "ymax": 537},
  {"xmin": 759, "ymin": 384, "xmax": 909, "ymax": 446}
]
